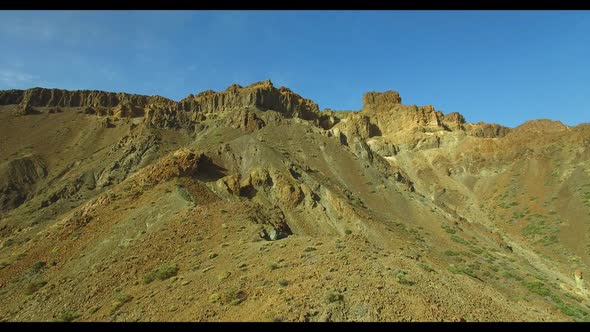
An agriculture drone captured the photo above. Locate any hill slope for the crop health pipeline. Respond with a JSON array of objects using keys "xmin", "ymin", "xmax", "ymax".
[{"xmin": 0, "ymin": 81, "xmax": 589, "ymax": 322}]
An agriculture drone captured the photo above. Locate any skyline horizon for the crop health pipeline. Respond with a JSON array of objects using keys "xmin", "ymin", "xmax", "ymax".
[
  {"xmin": 2, "ymin": 79, "xmax": 586, "ymax": 129},
  {"xmin": 1, "ymin": 11, "xmax": 588, "ymax": 128}
]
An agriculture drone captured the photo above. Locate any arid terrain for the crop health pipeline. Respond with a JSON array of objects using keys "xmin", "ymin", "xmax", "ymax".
[{"xmin": 0, "ymin": 80, "xmax": 589, "ymax": 322}]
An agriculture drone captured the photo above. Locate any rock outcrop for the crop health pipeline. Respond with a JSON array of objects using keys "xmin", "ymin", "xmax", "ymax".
[
  {"xmin": 0, "ymin": 155, "xmax": 46, "ymax": 212},
  {"xmin": 362, "ymin": 91, "xmax": 402, "ymax": 112},
  {"xmin": 356, "ymin": 91, "xmax": 453, "ymax": 136},
  {"xmin": 14, "ymin": 103, "xmax": 37, "ymax": 116},
  {"xmin": 0, "ymin": 83, "xmax": 511, "ymax": 142},
  {"xmin": 443, "ymin": 112, "xmax": 466, "ymax": 130},
  {"xmin": 0, "ymin": 88, "xmax": 175, "ymax": 108},
  {"xmin": 135, "ymin": 149, "xmax": 213, "ymax": 187},
  {"xmin": 177, "ymin": 80, "xmax": 320, "ymax": 120},
  {"xmin": 466, "ymin": 122, "xmax": 510, "ymax": 138}
]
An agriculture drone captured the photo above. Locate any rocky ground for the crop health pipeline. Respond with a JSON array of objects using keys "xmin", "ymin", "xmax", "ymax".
[{"xmin": 0, "ymin": 81, "xmax": 589, "ymax": 321}]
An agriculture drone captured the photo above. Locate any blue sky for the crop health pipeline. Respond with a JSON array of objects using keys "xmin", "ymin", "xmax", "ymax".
[{"xmin": 0, "ymin": 10, "xmax": 588, "ymax": 127}]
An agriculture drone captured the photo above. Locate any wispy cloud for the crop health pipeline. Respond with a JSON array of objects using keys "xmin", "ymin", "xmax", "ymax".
[{"xmin": 0, "ymin": 69, "xmax": 40, "ymax": 88}]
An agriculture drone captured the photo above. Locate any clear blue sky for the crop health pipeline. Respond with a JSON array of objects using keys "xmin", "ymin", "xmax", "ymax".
[{"xmin": 0, "ymin": 10, "xmax": 588, "ymax": 127}]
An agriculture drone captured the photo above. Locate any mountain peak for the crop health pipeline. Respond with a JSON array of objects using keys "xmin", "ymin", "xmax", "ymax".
[
  {"xmin": 176, "ymin": 80, "xmax": 319, "ymax": 120},
  {"xmin": 362, "ymin": 90, "xmax": 403, "ymax": 112}
]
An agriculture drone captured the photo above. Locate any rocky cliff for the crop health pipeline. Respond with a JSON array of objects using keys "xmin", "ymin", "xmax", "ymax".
[
  {"xmin": 0, "ymin": 83, "xmax": 510, "ymax": 140},
  {"xmin": 177, "ymin": 80, "xmax": 320, "ymax": 119},
  {"xmin": 0, "ymin": 88, "xmax": 175, "ymax": 108}
]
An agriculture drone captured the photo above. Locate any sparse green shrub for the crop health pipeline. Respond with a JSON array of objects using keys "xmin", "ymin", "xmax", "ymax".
[
  {"xmin": 325, "ymin": 291, "xmax": 343, "ymax": 303},
  {"xmin": 541, "ymin": 234, "xmax": 558, "ymax": 246},
  {"xmin": 523, "ymin": 281, "xmax": 551, "ymax": 297},
  {"xmin": 501, "ymin": 270, "xmax": 523, "ymax": 281},
  {"xmin": 143, "ymin": 264, "xmax": 179, "ymax": 284},
  {"xmin": 31, "ymin": 261, "xmax": 47, "ymax": 273},
  {"xmin": 483, "ymin": 252, "xmax": 497, "ymax": 263},
  {"xmin": 269, "ymin": 262, "xmax": 279, "ymax": 270},
  {"xmin": 110, "ymin": 293, "xmax": 133, "ymax": 314},
  {"xmin": 470, "ymin": 247, "xmax": 483, "ymax": 255},
  {"xmin": 448, "ymin": 264, "xmax": 478, "ymax": 279},
  {"xmin": 209, "ymin": 293, "xmax": 221, "ymax": 303},
  {"xmin": 344, "ymin": 230, "xmax": 352, "ymax": 235},
  {"xmin": 453, "ymin": 256, "xmax": 466, "ymax": 263},
  {"xmin": 396, "ymin": 271, "xmax": 415, "ymax": 286},
  {"xmin": 533, "ymin": 274, "xmax": 547, "ymax": 281},
  {"xmin": 58, "ymin": 310, "xmax": 80, "ymax": 322},
  {"xmin": 441, "ymin": 224, "xmax": 456, "ymax": 234},
  {"xmin": 420, "ymin": 262, "xmax": 435, "ymax": 273},
  {"xmin": 467, "ymin": 263, "xmax": 481, "ymax": 271},
  {"xmin": 303, "ymin": 247, "xmax": 316, "ymax": 252},
  {"xmin": 522, "ymin": 220, "xmax": 547, "ymax": 238},
  {"xmin": 450, "ymin": 235, "xmax": 470, "ymax": 246},
  {"xmin": 217, "ymin": 271, "xmax": 231, "ymax": 281},
  {"xmin": 444, "ymin": 250, "xmax": 460, "ymax": 256},
  {"xmin": 224, "ymin": 288, "xmax": 247, "ymax": 305},
  {"xmin": 278, "ymin": 279, "xmax": 289, "ymax": 287},
  {"xmin": 553, "ymin": 300, "xmax": 588, "ymax": 319},
  {"xmin": 24, "ymin": 280, "xmax": 47, "ymax": 295},
  {"xmin": 116, "ymin": 293, "xmax": 133, "ymax": 303},
  {"xmin": 448, "ymin": 265, "xmax": 462, "ymax": 274}
]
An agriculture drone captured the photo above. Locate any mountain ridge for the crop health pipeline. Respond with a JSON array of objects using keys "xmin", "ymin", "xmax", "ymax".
[
  {"xmin": 1, "ymin": 82, "xmax": 583, "ymax": 130},
  {"xmin": 0, "ymin": 80, "xmax": 589, "ymax": 322}
]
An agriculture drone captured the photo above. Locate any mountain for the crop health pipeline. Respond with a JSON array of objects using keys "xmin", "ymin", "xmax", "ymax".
[{"xmin": 0, "ymin": 80, "xmax": 589, "ymax": 322}]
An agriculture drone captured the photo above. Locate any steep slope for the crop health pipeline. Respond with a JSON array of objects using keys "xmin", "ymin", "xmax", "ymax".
[{"xmin": 0, "ymin": 81, "xmax": 588, "ymax": 322}]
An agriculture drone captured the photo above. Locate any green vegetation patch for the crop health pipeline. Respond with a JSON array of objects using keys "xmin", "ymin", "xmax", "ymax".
[
  {"xmin": 58, "ymin": 310, "xmax": 80, "ymax": 322},
  {"xmin": 325, "ymin": 291, "xmax": 344, "ymax": 303},
  {"xmin": 451, "ymin": 234, "xmax": 471, "ymax": 246},
  {"xmin": 541, "ymin": 234, "xmax": 558, "ymax": 246},
  {"xmin": 224, "ymin": 288, "xmax": 247, "ymax": 305},
  {"xmin": 31, "ymin": 261, "xmax": 47, "ymax": 273},
  {"xmin": 554, "ymin": 301, "xmax": 588, "ymax": 319},
  {"xmin": 144, "ymin": 264, "xmax": 179, "ymax": 284},
  {"xmin": 441, "ymin": 224, "xmax": 456, "ymax": 234},
  {"xmin": 501, "ymin": 270, "xmax": 523, "ymax": 281},
  {"xmin": 395, "ymin": 271, "xmax": 415, "ymax": 286},
  {"xmin": 447, "ymin": 264, "xmax": 478, "ymax": 279},
  {"xmin": 522, "ymin": 220, "xmax": 548, "ymax": 238},
  {"xmin": 110, "ymin": 293, "xmax": 133, "ymax": 314},
  {"xmin": 24, "ymin": 280, "xmax": 47, "ymax": 295},
  {"xmin": 444, "ymin": 250, "xmax": 460, "ymax": 256},
  {"xmin": 470, "ymin": 247, "xmax": 484, "ymax": 255},
  {"xmin": 419, "ymin": 262, "xmax": 435, "ymax": 273},
  {"xmin": 523, "ymin": 281, "xmax": 551, "ymax": 297}
]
